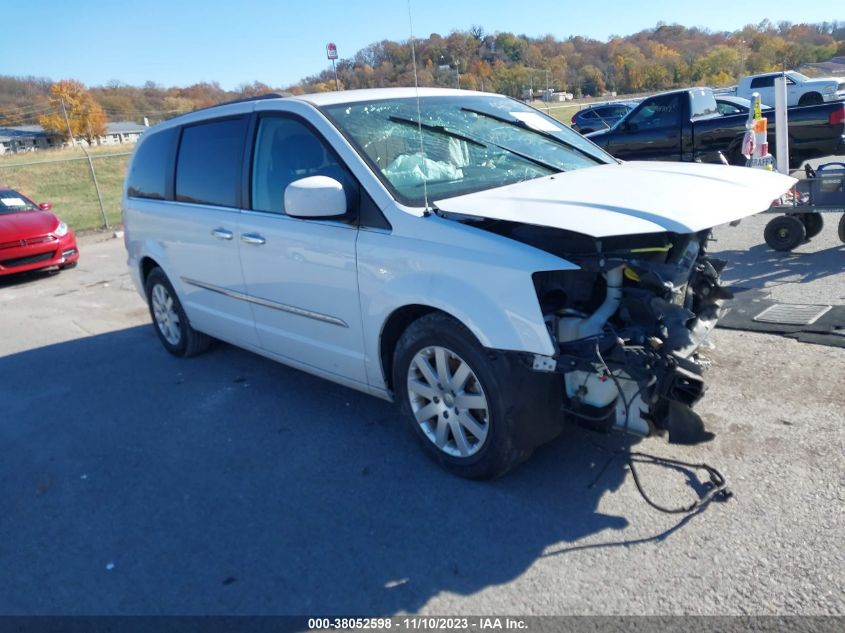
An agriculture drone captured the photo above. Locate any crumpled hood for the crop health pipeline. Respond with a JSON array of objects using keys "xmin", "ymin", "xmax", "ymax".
[{"xmin": 434, "ymin": 161, "xmax": 796, "ymax": 237}]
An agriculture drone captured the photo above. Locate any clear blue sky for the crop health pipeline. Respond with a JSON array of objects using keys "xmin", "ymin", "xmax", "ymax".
[{"xmin": 1, "ymin": 0, "xmax": 841, "ymax": 90}]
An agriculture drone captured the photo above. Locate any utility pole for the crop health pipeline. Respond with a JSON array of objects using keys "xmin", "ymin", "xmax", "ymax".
[
  {"xmin": 61, "ymin": 98, "xmax": 108, "ymax": 227},
  {"xmin": 60, "ymin": 98, "xmax": 75, "ymax": 149},
  {"xmin": 85, "ymin": 120, "xmax": 108, "ymax": 227}
]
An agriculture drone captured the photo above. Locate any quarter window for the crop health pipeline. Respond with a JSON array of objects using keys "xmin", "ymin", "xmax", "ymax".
[
  {"xmin": 127, "ymin": 127, "xmax": 177, "ymax": 200},
  {"xmin": 175, "ymin": 117, "xmax": 248, "ymax": 207}
]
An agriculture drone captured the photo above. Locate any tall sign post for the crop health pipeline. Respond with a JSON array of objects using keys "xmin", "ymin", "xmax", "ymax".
[
  {"xmin": 773, "ymin": 74, "xmax": 790, "ymax": 175},
  {"xmin": 326, "ymin": 42, "xmax": 339, "ymax": 91}
]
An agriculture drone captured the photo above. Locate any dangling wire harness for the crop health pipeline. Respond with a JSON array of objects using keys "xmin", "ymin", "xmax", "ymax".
[
  {"xmin": 589, "ymin": 340, "xmax": 733, "ymax": 514},
  {"xmin": 589, "ymin": 447, "xmax": 732, "ymax": 514}
]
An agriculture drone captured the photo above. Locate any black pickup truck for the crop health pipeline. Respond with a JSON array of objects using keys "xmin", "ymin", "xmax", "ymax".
[{"xmin": 586, "ymin": 88, "xmax": 845, "ymax": 168}]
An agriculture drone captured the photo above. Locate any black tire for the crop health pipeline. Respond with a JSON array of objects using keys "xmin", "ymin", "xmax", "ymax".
[
  {"xmin": 392, "ymin": 313, "xmax": 549, "ymax": 479},
  {"xmin": 144, "ymin": 267, "xmax": 212, "ymax": 357},
  {"xmin": 798, "ymin": 92, "xmax": 823, "ymax": 106},
  {"xmin": 764, "ymin": 215, "xmax": 806, "ymax": 251},
  {"xmin": 799, "ymin": 213, "xmax": 824, "ymax": 239},
  {"xmin": 838, "ymin": 213, "xmax": 845, "ymax": 244}
]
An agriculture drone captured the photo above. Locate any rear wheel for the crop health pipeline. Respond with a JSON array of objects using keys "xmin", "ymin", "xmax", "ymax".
[
  {"xmin": 798, "ymin": 92, "xmax": 823, "ymax": 106},
  {"xmin": 144, "ymin": 267, "xmax": 212, "ymax": 357},
  {"xmin": 392, "ymin": 313, "xmax": 531, "ymax": 479},
  {"xmin": 799, "ymin": 213, "xmax": 824, "ymax": 239},
  {"xmin": 764, "ymin": 215, "xmax": 806, "ymax": 251},
  {"xmin": 838, "ymin": 214, "xmax": 845, "ymax": 244}
]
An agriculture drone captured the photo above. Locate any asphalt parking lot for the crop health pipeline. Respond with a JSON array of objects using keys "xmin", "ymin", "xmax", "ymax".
[{"xmin": 1, "ymin": 209, "xmax": 843, "ymax": 616}]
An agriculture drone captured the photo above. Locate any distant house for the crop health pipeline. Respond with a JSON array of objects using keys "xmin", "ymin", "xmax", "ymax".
[
  {"xmin": 97, "ymin": 121, "xmax": 147, "ymax": 147},
  {"xmin": 0, "ymin": 121, "xmax": 148, "ymax": 155},
  {"xmin": 0, "ymin": 125, "xmax": 54, "ymax": 154}
]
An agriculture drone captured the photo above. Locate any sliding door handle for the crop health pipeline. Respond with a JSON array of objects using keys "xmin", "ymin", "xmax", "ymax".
[{"xmin": 241, "ymin": 233, "xmax": 266, "ymax": 245}]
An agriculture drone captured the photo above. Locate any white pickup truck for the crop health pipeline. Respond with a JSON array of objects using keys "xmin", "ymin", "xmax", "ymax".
[{"xmin": 736, "ymin": 71, "xmax": 845, "ymax": 106}]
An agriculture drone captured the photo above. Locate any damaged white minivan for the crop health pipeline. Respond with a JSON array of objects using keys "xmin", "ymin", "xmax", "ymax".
[{"xmin": 123, "ymin": 88, "xmax": 794, "ymax": 478}]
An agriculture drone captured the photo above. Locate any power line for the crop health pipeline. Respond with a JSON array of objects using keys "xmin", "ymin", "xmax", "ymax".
[
  {"xmin": 0, "ymin": 102, "xmax": 55, "ymax": 115},
  {"xmin": 0, "ymin": 106, "xmax": 56, "ymax": 119}
]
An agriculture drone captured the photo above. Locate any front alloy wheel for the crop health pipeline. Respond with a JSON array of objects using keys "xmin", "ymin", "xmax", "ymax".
[
  {"xmin": 393, "ymin": 312, "xmax": 542, "ymax": 479},
  {"xmin": 151, "ymin": 283, "xmax": 182, "ymax": 346},
  {"xmin": 407, "ymin": 346, "xmax": 489, "ymax": 458}
]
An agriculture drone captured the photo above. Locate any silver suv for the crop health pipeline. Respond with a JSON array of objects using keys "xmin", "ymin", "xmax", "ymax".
[{"xmin": 123, "ymin": 88, "xmax": 793, "ymax": 478}]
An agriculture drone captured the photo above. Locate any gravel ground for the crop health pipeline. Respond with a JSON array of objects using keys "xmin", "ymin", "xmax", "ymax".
[{"xmin": 0, "ymin": 206, "xmax": 842, "ymax": 616}]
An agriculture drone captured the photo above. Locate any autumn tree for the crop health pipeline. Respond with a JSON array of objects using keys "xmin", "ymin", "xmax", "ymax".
[{"xmin": 38, "ymin": 80, "xmax": 108, "ymax": 145}]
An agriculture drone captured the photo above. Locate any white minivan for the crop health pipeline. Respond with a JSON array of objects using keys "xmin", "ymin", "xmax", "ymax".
[{"xmin": 123, "ymin": 88, "xmax": 793, "ymax": 478}]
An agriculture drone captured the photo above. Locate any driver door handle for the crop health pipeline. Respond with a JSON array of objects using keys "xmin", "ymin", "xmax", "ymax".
[{"xmin": 241, "ymin": 232, "xmax": 266, "ymax": 245}]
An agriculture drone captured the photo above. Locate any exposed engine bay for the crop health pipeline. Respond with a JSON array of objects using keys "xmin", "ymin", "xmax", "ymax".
[{"xmin": 471, "ymin": 218, "xmax": 732, "ymax": 444}]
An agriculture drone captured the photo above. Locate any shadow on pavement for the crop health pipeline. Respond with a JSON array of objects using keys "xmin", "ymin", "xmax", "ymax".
[
  {"xmin": 0, "ymin": 267, "xmax": 62, "ymax": 289},
  {"xmin": 717, "ymin": 242, "xmax": 844, "ymax": 293},
  {"xmin": 0, "ymin": 326, "xmax": 698, "ymax": 615}
]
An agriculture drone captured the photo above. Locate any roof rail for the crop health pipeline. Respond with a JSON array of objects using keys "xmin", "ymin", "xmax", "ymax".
[{"xmin": 189, "ymin": 92, "xmax": 289, "ymax": 114}]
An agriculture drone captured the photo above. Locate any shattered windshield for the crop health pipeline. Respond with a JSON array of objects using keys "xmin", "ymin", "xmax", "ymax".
[
  {"xmin": 321, "ymin": 95, "xmax": 615, "ymax": 206},
  {"xmin": 0, "ymin": 189, "xmax": 38, "ymax": 214}
]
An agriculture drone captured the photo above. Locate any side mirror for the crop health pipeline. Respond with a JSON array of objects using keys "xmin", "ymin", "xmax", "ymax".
[
  {"xmin": 284, "ymin": 176, "xmax": 346, "ymax": 218},
  {"xmin": 622, "ymin": 121, "xmax": 636, "ymax": 133},
  {"xmin": 39, "ymin": 202, "xmax": 52, "ymax": 210}
]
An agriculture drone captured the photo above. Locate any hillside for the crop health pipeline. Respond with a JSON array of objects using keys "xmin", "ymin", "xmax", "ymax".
[{"xmin": 292, "ymin": 20, "xmax": 845, "ymax": 96}]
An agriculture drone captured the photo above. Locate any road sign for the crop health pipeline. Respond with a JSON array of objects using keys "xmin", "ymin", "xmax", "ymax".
[{"xmin": 326, "ymin": 43, "xmax": 338, "ymax": 60}]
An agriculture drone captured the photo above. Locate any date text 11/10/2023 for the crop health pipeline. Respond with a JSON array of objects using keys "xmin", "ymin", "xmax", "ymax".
[{"xmin": 308, "ymin": 617, "xmax": 528, "ymax": 630}]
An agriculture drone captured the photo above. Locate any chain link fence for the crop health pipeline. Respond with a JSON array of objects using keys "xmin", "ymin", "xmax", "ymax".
[{"xmin": 0, "ymin": 148, "xmax": 131, "ymax": 231}]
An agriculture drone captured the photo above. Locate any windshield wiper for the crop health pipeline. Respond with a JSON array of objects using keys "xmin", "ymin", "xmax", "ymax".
[
  {"xmin": 388, "ymin": 115, "xmax": 562, "ymax": 172},
  {"xmin": 388, "ymin": 116, "xmax": 485, "ymax": 147},
  {"xmin": 460, "ymin": 106, "xmax": 605, "ymax": 162}
]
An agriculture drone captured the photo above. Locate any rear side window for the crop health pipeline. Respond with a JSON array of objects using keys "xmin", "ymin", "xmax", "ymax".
[
  {"xmin": 717, "ymin": 102, "xmax": 742, "ymax": 115},
  {"xmin": 603, "ymin": 105, "xmax": 630, "ymax": 117},
  {"xmin": 750, "ymin": 76, "xmax": 775, "ymax": 89},
  {"xmin": 175, "ymin": 117, "xmax": 248, "ymax": 207},
  {"xmin": 127, "ymin": 127, "xmax": 177, "ymax": 200}
]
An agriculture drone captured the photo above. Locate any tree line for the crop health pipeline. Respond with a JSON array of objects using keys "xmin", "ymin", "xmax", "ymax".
[
  {"xmin": 1, "ymin": 19, "xmax": 843, "ymax": 136},
  {"xmin": 293, "ymin": 20, "xmax": 845, "ymax": 96}
]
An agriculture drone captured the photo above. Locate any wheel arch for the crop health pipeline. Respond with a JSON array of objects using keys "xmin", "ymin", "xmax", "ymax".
[
  {"xmin": 798, "ymin": 91, "xmax": 823, "ymax": 105},
  {"xmin": 379, "ymin": 304, "xmax": 466, "ymax": 393},
  {"xmin": 140, "ymin": 256, "xmax": 161, "ymax": 285}
]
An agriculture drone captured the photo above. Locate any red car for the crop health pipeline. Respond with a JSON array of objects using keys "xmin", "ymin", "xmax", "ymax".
[{"xmin": 0, "ymin": 187, "xmax": 79, "ymax": 276}]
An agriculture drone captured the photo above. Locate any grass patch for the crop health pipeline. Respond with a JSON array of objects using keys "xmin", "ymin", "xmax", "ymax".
[
  {"xmin": 0, "ymin": 147, "xmax": 131, "ymax": 230},
  {"xmin": 529, "ymin": 102, "xmax": 583, "ymax": 126}
]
